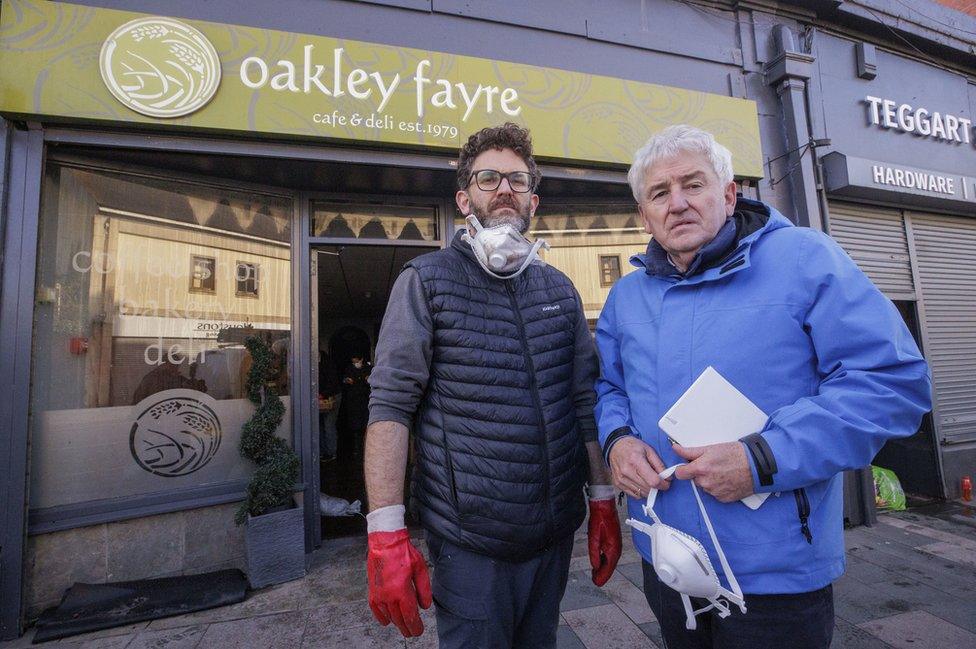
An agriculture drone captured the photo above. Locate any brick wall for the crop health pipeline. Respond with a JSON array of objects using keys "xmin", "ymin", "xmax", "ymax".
[{"xmin": 932, "ymin": 1, "xmax": 976, "ymax": 17}]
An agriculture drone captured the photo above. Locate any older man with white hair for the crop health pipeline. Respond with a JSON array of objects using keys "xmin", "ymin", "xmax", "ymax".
[{"xmin": 596, "ymin": 125, "xmax": 931, "ymax": 648}]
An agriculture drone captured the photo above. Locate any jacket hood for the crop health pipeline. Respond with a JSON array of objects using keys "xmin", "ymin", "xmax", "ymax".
[{"xmin": 732, "ymin": 197, "xmax": 793, "ymax": 243}]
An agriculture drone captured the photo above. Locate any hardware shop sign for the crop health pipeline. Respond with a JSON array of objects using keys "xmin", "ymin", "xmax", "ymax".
[
  {"xmin": 0, "ymin": 0, "xmax": 762, "ymax": 176},
  {"xmin": 823, "ymin": 152, "xmax": 976, "ymax": 211}
]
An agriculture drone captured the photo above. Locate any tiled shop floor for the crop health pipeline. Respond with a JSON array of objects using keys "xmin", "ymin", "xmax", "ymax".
[{"xmin": 5, "ymin": 501, "xmax": 976, "ymax": 648}]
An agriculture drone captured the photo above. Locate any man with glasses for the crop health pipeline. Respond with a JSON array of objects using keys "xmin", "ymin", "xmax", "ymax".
[{"xmin": 363, "ymin": 123, "xmax": 621, "ymax": 648}]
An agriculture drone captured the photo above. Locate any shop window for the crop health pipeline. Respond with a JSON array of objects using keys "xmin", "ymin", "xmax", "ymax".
[
  {"xmin": 312, "ymin": 201, "xmax": 437, "ymax": 241},
  {"xmin": 599, "ymin": 255, "xmax": 621, "ymax": 287},
  {"xmin": 29, "ymin": 161, "xmax": 294, "ymax": 513},
  {"xmin": 451, "ymin": 204, "xmax": 644, "ymax": 318},
  {"xmin": 236, "ymin": 262, "xmax": 259, "ymax": 297},
  {"xmin": 190, "ymin": 255, "xmax": 216, "ymax": 293},
  {"xmin": 529, "ymin": 204, "xmax": 646, "ymax": 321}
]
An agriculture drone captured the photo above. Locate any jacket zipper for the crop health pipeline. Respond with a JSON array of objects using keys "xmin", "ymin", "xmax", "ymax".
[
  {"xmin": 794, "ymin": 488, "xmax": 813, "ymax": 544},
  {"xmin": 506, "ymin": 281, "xmax": 554, "ymax": 543}
]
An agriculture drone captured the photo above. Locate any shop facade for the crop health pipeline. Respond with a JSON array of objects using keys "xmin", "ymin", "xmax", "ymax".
[
  {"xmin": 1, "ymin": 0, "xmax": 973, "ymax": 640},
  {"xmin": 802, "ymin": 6, "xmax": 976, "ymax": 507}
]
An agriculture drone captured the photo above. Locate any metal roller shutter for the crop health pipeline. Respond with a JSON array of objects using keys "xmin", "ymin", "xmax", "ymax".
[
  {"xmin": 909, "ymin": 211, "xmax": 976, "ymax": 444},
  {"xmin": 827, "ymin": 203, "xmax": 914, "ymax": 297}
]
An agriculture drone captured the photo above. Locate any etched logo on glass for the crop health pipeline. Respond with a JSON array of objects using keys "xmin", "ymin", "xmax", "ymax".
[
  {"xmin": 99, "ymin": 17, "xmax": 221, "ymax": 118},
  {"xmin": 130, "ymin": 390, "xmax": 222, "ymax": 477}
]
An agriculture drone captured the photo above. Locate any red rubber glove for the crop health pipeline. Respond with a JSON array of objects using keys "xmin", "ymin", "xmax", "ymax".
[
  {"xmin": 588, "ymin": 498, "xmax": 622, "ymax": 586},
  {"xmin": 366, "ymin": 529, "xmax": 433, "ymax": 637}
]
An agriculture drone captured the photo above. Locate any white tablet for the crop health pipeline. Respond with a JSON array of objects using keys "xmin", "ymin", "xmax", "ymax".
[{"xmin": 658, "ymin": 366, "xmax": 771, "ymax": 510}]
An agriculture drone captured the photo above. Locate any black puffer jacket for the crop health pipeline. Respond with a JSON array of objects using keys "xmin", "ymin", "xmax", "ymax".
[{"xmin": 406, "ymin": 235, "xmax": 587, "ymax": 561}]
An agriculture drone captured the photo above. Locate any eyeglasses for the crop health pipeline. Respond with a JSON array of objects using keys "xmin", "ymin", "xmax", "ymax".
[{"xmin": 467, "ymin": 169, "xmax": 535, "ymax": 193}]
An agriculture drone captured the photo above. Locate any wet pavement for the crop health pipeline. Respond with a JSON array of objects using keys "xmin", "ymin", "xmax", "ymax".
[{"xmin": 4, "ymin": 500, "xmax": 975, "ymax": 648}]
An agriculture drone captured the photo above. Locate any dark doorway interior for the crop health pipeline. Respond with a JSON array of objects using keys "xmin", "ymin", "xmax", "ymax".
[
  {"xmin": 871, "ymin": 300, "xmax": 943, "ymax": 499},
  {"xmin": 316, "ymin": 244, "xmax": 436, "ymax": 538}
]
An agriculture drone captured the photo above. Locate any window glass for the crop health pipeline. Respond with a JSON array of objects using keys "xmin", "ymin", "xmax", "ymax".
[
  {"xmin": 191, "ymin": 256, "xmax": 216, "ymax": 292},
  {"xmin": 312, "ymin": 202, "xmax": 437, "ymax": 241},
  {"xmin": 236, "ymin": 262, "xmax": 260, "ymax": 297},
  {"xmin": 599, "ymin": 255, "xmax": 622, "ymax": 287},
  {"xmin": 29, "ymin": 162, "xmax": 293, "ymax": 510},
  {"xmin": 532, "ymin": 204, "xmax": 646, "ymax": 321}
]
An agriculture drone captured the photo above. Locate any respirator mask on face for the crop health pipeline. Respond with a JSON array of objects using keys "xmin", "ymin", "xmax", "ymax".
[
  {"xmin": 460, "ymin": 215, "xmax": 550, "ymax": 280},
  {"xmin": 626, "ymin": 465, "xmax": 747, "ymax": 631}
]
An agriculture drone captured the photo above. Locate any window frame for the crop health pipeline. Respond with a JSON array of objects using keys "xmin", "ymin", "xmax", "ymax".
[
  {"xmin": 235, "ymin": 260, "xmax": 260, "ymax": 298},
  {"xmin": 599, "ymin": 254, "xmax": 622, "ymax": 287},
  {"xmin": 189, "ymin": 254, "xmax": 217, "ymax": 293},
  {"xmin": 25, "ymin": 151, "xmax": 298, "ymax": 535},
  {"xmin": 309, "ymin": 198, "xmax": 441, "ymax": 243}
]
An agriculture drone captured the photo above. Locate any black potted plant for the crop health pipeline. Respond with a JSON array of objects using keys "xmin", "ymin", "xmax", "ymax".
[{"xmin": 235, "ymin": 335, "xmax": 305, "ymax": 589}]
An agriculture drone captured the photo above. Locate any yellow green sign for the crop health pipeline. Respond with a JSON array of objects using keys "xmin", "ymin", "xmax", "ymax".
[{"xmin": 0, "ymin": 0, "xmax": 763, "ymax": 177}]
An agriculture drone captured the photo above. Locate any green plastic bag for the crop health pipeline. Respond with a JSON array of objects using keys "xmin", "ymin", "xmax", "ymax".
[{"xmin": 871, "ymin": 465, "xmax": 906, "ymax": 512}]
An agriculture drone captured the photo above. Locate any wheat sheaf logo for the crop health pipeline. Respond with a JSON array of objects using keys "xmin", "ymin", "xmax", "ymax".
[
  {"xmin": 99, "ymin": 17, "xmax": 221, "ymax": 118},
  {"xmin": 130, "ymin": 390, "xmax": 222, "ymax": 477}
]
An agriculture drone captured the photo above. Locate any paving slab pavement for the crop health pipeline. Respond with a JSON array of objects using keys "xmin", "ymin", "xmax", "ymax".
[{"xmin": 5, "ymin": 501, "xmax": 975, "ymax": 648}]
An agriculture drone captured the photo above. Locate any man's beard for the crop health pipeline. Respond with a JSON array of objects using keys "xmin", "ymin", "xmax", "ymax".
[{"xmin": 471, "ymin": 196, "xmax": 531, "ymax": 233}]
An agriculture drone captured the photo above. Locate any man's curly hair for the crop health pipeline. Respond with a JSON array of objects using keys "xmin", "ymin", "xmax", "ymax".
[{"xmin": 456, "ymin": 122, "xmax": 541, "ymax": 191}]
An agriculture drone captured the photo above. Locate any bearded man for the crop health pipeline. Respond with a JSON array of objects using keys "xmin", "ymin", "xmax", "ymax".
[{"xmin": 363, "ymin": 122, "xmax": 621, "ymax": 648}]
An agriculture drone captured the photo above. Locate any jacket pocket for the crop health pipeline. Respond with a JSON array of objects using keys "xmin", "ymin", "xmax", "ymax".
[
  {"xmin": 446, "ymin": 452, "xmax": 461, "ymax": 515},
  {"xmin": 439, "ymin": 410, "xmax": 462, "ymax": 516},
  {"xmin": 712, "ymin": 491, "xmax": 796, "ymax": 546}
]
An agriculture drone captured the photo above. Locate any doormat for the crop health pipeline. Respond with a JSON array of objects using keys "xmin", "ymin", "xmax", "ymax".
[{"xmin": 33, "ymin": 568, "xmax": 248, "ymax": 643}]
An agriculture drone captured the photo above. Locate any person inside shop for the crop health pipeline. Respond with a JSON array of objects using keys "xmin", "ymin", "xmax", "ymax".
[
  {"xmin": 597, "ymin": 124, "xmax": 932, "ymax": 649},
  {"xmin": 340, "ymin": 352, "xmax": 372, "ymax": 460},
  {"xmin": 362, "ymin": 122, "xmax": 622, "ymax": 647},
  {"xmin": 131, "ymin": 357, "xmax": 206, "ymax": 404},
  {"xmin": 269, "ymin": 337, "xmax": 290, "ymax": 395},
  {"xmin": 318, "ymin": 349, "xmax": 342, "ymax": 463}
]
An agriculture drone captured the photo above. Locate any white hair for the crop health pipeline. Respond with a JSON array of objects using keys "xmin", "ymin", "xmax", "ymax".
[{"xmin": 627, "ymin": 125, "xmax": 734, "ymax": 202}]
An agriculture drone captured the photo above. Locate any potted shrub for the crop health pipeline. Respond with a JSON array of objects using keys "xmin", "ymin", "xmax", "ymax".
[{"xmin": 235, "ymin": 335, "xmax": 305, "ymax": 589}]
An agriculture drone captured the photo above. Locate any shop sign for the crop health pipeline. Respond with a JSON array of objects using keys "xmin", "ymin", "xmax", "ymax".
[
  {"xmin": 0, "ymin": 0, "xmax": 763, "ymax": 176},
  {"xmin": 99, "ymin": 17, "xmax": 221, "ymax": 118},
  {"xmin": 113, "ymin": 313, "xmax": 287, "ymax": 342},
  {"xmin": 129, "ymin": 390, "xmax": 222, "ymax": 477},
  {"xmin": 823, "ymin": 152, "xmax": 976, "ymax": 209},
  {"xmin": 871, "ymin": 164, "xmax": 958, "ymax": 196},
  {"xmin": 864, "ymin": 96, "xmax": 974, "ymax": 146}
]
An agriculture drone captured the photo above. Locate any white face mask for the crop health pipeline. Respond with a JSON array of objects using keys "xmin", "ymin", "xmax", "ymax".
[
  {"xmin": 626, "ymin": 465, "xmax": 747, "ymax": 631},
  {"xmin": 460, "ymin": 215, "xmax": 550, "ymax": 280}
]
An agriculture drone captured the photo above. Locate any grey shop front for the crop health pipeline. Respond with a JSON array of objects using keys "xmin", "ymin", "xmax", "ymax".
[
  {"xmin": 2, "ymin": 0, "xmax": 975, "ymax": 641},
  {"xmin": 807, "ymin": 32, "xmax": 976, "ymax": 504}
]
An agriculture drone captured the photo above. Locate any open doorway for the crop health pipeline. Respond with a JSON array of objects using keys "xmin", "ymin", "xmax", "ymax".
[
  {"xmin": 315, "ymin": 243, "xmax": 437, "ymax": 539},
  {"xmin": 871, "ymin": 300, "xmax": 942, "ymax": 499}
]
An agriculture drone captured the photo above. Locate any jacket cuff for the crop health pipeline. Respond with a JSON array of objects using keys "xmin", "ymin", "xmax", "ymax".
[
  {"xmin": 601, "ymin": 426, "xmax": 635, "ymax": 466},
  {"xmin": 366, "ymin": 505, "xmax": 406, "ymax": 533},
  {"xmin": 587, "ymin": 484, "xmax": 617, "ymax": 500},
  {"xmin": 740, "ymin": 432, "xmax": 777, "ymax": 488}
]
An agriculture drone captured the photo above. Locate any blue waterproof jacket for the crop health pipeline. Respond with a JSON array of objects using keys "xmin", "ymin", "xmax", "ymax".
[{"xmin": 595, "ymin": 199, "xmax": 931, "ymax": 594}]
